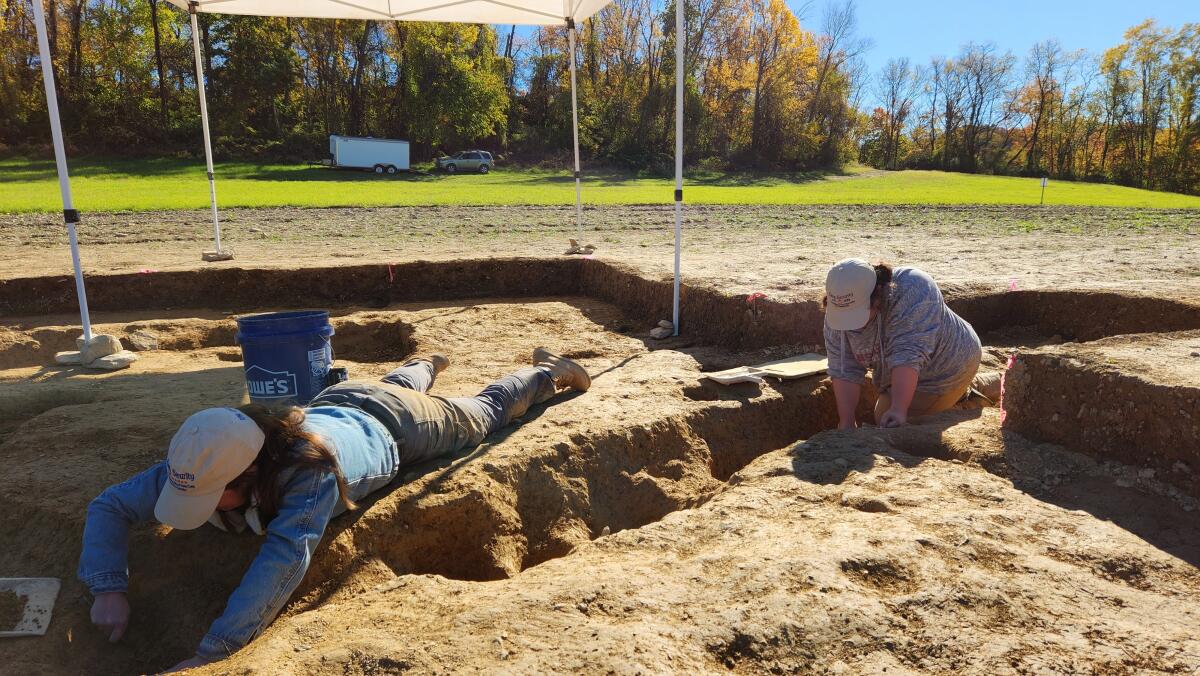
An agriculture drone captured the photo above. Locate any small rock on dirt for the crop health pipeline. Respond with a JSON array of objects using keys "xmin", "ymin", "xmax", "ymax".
[
  {"xmin": 125, "ymin": 330, "xmax": 159, "ymax": 351},
  {"xmin": 54, "ymin": 351, "xmax": 83, "ymax": 365},
  {"xmin": 88, "ymin": 350, "xmax": 139, "ymax": 370},
  {"xmin": 80, "ymin": 334, "xmax": 123, "ymax": 363},
  {"xmin": 202, "ymin": 250, "xmax": 235, "ymax": 262},
  {"xmin": 650, "ymin": 327, "xmax": 672, "ymax": 340}
]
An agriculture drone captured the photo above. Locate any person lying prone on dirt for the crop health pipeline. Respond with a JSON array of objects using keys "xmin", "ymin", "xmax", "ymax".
[
  {"xmin": 77, "ymin": 349, "xmax": 590, "ymax": 672},
  {"xmin": 822, "ymin": 258, "xmax": 995, "ymax": 429}
]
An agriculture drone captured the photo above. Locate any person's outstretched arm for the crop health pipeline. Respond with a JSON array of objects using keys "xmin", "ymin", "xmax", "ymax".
[
  {"xmin": 182, "ymin": 468, "xmax": 339, "ymax": 668},
  {"xmin": 824, "ymin": 324, "xmax": 867, "ymax": 429},
  {"xmin": 879, "ymin": 366, "xmax": 919, "ymax": 427},
  {"xmin": 78, "ymin": 462, "xmax": 169, "ymax": 641}
]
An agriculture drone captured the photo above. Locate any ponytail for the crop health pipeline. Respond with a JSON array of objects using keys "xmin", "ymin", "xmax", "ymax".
[{"xmin": 236, "ymin": 404, "xmax": 357, "ymax": 519}]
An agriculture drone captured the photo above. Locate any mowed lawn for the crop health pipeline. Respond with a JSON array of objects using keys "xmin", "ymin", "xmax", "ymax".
[{"xmin": 2, "ymin": 156, "xmax": 1198, "ymax": 212}]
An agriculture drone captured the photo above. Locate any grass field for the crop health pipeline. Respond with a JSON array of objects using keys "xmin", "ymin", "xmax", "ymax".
[{"xmin": 2, "ymin": 156, "xmax": 1198, "ymax": 212}]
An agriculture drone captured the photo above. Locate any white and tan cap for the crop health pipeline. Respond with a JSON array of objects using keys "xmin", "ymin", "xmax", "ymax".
[
  {"xmin": 154, "ymin": 407, "xmax": 265, "ymax": 530},
  {"xmin": 824, "ymin": 258, "xmax": 877, "ymax": 331}
]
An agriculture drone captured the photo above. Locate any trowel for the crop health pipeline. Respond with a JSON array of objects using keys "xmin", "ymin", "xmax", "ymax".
[{"xmin": 0, "ymin": 578, "xmax": 61, "ymax": 638}]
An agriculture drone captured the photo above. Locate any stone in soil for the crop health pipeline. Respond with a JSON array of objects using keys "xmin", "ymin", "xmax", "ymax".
[
  {"xmin": 79, "ymin": 334, "xmax": 123, "ymax": 363},
  {"xmin": 125, "ymin": 330, "xmax": 159, "ymax": 351},
  {"xmin": 88, "ymin": 350, "xmax": 139, "ymax": 370}
]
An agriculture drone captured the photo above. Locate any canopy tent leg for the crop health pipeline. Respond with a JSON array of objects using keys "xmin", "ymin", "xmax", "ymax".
[
  {"xmin": 672, "ymin": 0, "xmax": 684, "ymax": 336},
  {"xmin": 32, "ymin": 0, "xmax": 92, "ymax": 343},
  {"xmin": 566, "ymin": 17, "xmax": 583, "ymax": 235},
  {"xmin": 189, "ymin": 2, "xmax": 227, "ymax": 260}
]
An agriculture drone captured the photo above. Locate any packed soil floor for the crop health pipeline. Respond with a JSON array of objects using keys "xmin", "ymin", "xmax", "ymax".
[{"xmin": 0, "ymin": 204, "xmax": 1198, "ymax": 674}]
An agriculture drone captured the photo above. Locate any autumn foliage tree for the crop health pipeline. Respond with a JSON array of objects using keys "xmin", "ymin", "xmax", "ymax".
[
  {"xmin": 0, "ymin": 0, "xmax": 865, "ymax": 171},
  {"xmin": 864, "ymin": 20, "xmax": 1200, "ymax": 195}
]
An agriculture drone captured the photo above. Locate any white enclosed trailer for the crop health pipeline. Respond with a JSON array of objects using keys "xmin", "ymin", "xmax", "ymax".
[{"xmin": 329, "ymin": 135, "xmax": 410, "ymax": 174}]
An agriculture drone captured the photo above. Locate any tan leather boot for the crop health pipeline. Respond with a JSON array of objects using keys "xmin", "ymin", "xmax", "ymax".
[{"xmin": 532, "ymin": 348, "xmax": 591, "ymax": 392}]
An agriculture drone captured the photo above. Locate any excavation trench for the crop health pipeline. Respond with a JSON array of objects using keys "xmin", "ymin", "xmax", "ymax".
[
  {"xmin": 0, "ymin": 258, "xmax": 1194, "ymax": 674},
  {"xmin": 4, "ymin": 258, "xmax": 1200, "ymax": 348},
  {"xmin": 0, "ymin": 314, "xmax": 415, "ymax": 370}
]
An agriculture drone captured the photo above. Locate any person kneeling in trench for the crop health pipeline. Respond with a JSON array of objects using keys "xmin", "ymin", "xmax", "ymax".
[
  {"xmin": 78, "ymin": 348, "xmax": 590, "ymax": 672},
  {"xmin": 823, "ymin": 258, "xmax": 994, "ymax": 429}
]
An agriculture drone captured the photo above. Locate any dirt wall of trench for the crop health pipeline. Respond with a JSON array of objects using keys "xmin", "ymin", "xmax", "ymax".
[
  {"xmin": 1002, "ymin": 352, "xmax": 1200, "ymax": 497},
  {"xmin": 4, "ymin": 258, "xmax": 1199, "ymax": 352},
  {"xmin": 0, "ymin": 258, "xmax": 581, "ymax": 317}
]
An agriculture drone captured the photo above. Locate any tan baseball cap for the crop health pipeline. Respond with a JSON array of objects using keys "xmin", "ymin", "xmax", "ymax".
[
  {"xmin": 154, "ymin": 408, "xmax": 266, "ymax": 530},
  {"xmin": 824, "ymin": 258, "xmax": 877, "ymax": 331}
]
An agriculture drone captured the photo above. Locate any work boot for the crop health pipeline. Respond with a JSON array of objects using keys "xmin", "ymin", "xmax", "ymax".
[
  {"xmin": 972, "ymin": 371, "xmax": 1002, "ymax": 403},
  {"xmin": 532, "ymin": 348, "xmax": 591, "ymax": 392},
  {"xmin": 428, "ymin": 353, "xmax": 450, "ymax": 375}
]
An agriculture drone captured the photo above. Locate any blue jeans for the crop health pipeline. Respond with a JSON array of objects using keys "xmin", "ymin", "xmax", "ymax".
[{"xmin": 312, "ymin": 360, "xmax": 557, "ymax": 466}]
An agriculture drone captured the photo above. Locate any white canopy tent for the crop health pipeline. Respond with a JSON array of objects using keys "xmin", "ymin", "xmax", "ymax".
[{"xmin": 31, "ymin": 0, "xmax": 685, "ymax": 339}]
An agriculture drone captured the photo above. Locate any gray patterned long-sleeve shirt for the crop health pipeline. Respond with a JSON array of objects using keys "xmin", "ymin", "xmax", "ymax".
[{"xmin": 824, "ymin": 267, "xmax": 981, "ymax": 394}]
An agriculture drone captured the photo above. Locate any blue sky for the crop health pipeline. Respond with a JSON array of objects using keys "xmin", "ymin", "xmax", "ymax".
[{"xmin": 839, "ymin": 0, "xmax": 1195, "ymax": 75}]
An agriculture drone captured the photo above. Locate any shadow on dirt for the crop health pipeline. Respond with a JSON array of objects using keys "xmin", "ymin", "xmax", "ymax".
[{"xmin": 789, "ymin": 409, "xmax": 1200, "ymax": 570}]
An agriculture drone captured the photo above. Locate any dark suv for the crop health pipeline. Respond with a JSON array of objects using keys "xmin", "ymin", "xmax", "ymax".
[{"xmin": 435, "ymin": 150, "xmax": 493, "ymax": 173}]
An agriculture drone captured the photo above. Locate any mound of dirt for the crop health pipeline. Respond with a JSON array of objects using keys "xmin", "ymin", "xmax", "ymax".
[{"xmin": 0, "ymin": 590, "xmax": 25, "ymax": 630}]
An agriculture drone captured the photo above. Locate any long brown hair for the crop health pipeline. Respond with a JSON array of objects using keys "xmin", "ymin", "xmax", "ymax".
[{"xmin": 236, "ymin": 404, "xmax": 357, "ymax": 519}]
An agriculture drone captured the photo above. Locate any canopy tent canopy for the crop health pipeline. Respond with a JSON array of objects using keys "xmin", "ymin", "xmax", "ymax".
[
  {"xmin": 31, "ymin": 0, "xmax": 685, "ymax": 347},
  {"xmin": 164, "ymin": 0, "xmax": 612, "ymax": 24}
]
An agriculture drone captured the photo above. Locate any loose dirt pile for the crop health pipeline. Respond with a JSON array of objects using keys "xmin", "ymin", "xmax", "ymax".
[{"xmin": 0, "ymin": 590, "xmax": 24, "ymax": 630}]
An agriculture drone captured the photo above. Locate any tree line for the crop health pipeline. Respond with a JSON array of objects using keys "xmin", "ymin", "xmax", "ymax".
[
  {"xmin": 2, "ymin": 1, "xmax": 1195, "ymax": 195},
  {"xmin": 0, "ymin": 0, "xmax": 866, "ymax": 171},
  {"xmin": 859, "ymin": 21, "xmax": 1200, "ymax": 195}
]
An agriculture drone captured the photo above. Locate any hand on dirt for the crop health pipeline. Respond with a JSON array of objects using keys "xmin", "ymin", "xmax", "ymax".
[
  {"xmin": 160, "ymin": 655, "xmax": 215, "ymax": 673},
  {"xmin": 90, "ymin": 591, "xmax": 130, "ymax": 642},
  {"xmin": 879, "ymin": 408, "xmax": 908, "ymax": 428}
]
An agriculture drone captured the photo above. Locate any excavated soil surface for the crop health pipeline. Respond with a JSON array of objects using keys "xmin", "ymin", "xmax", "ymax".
[
  {"xmin": 2, "ymin": 204, "xmax": 1199, "ymax": 302},
  {"xmin": 204, "ymin": 410, "xmax": 1200, "ymax": 675},
  {"xmin": 0, "ymin": 294, "xmax": 839, "ymax": 674},
  {"xmin": 1002, "ymin": 330, "xmax": 1200, "ymax": 499},
  {"xmin": 1, "ymin": 258, "xmax": 1198, "ymax": 674}
]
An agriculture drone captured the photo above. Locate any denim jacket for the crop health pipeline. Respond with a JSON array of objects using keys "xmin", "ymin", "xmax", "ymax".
[{"xmin": 77, "ymin": 406, "xmax": 400, "ymax": 660}]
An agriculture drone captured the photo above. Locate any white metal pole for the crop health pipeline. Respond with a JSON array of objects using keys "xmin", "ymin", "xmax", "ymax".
[
  {"xmin": 672, "ymin": 0, "xmax": 684, "ymax": 335},
  {"xmin": 566, "ymin": 17, "xmax": 583, "ymax": 235},
  {"xmin": 189, "ymin": 2, "xmax": 222, "ymax": 254},
  {"xmin": 32, "ymin": 0, "xmax": 92, "ymax": 343}
]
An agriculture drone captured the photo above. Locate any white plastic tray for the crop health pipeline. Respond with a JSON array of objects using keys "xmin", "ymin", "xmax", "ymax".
[{"xmin": 0, "ymin": 578, "xmax": 61, "ymax": 638}]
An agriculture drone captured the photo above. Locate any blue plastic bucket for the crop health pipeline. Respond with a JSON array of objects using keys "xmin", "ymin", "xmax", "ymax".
[{"xmin": 236, "ymin": 310, "xmax": 335, "ymax": 405}]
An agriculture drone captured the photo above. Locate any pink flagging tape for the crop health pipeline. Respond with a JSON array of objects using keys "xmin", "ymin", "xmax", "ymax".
[
  {"xmin": 746, "ymin": 292, "xmax": 768, "ymax": 306},
  {"xmin": 387, "ymin": 263, "xmax": 395, "ymax": 283},
  {"xmin": 138, "ymin": 269, "xmax": 159, "ymax": 274},
  {"xmin": 999, "ymin": 351, "xmax": 1018, "ymax": 424},
  {"xmin": 1008, "ymin": 278, "xmax": 1018, "ymax": 291}
]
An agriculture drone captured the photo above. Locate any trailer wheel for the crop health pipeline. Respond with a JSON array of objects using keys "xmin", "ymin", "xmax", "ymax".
[
  {"xmin": 373, "ymin": 165, "xmax": 385, "ymax": 174},
  {"xmin": 478, "ymin": 164, "xmax": 490, "ymax": 174},
  {"xmin": 445, "ymin": 164, "xmax": 457, "ymax": 174},
  {"xmin": 386, "ymin": 165, "xmax": 397, "ymax": 175}
]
